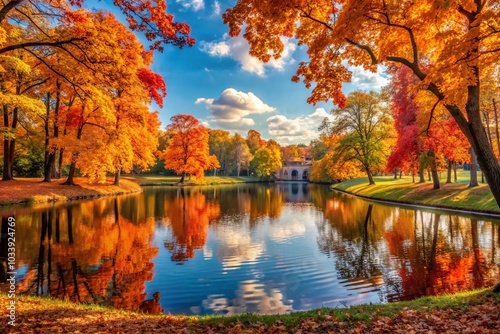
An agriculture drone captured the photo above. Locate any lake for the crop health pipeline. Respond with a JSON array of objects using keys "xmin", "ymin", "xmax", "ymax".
[{"xmin": 2, "ymin": 183, "xmax": 499, "ymax": 315}]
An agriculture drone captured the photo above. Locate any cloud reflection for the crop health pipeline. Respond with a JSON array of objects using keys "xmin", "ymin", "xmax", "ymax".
[{"xmin": 199, "ymin": 280, "xmax": 293, "ymax": 315}]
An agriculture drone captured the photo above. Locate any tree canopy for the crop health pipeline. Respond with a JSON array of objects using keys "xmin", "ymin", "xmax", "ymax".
[{"xmin": 224, "ymin": 0, "xmax": 500, "ymax": 205}]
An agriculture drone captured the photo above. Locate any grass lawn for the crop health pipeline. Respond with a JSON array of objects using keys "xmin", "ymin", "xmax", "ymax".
[
  {"xmin": 0, "ymin": 177, "xmax": 141, "ymax": 206},
  {"xmin": 130, "ymin": 175, "xmax": 262, "ymax": 186},
  {"xmin": 2, "ymin": 289, "xmax": 498, "ymax": 333},
  {"xmin": 333, "ymin": 170, "xmax": 500, "ymax": 214}
]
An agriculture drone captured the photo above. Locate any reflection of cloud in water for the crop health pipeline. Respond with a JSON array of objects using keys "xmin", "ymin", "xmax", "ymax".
[
  {"xmin": 269, "ymin": 220, "xmax": 306, "ymax": 242},
  {"xmin": 203, "ymin": 245, "xmax": 213, "ymax": 259},
  {"xmin": 216, "ymin": 225, "xmax": 265, "ymax": 270},
  {"xmin": 198, "ymin": 280, "xmax": 293, "ymax": 315}
]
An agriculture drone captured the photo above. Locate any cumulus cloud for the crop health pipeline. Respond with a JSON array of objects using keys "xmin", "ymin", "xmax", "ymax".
[
  {"xmin": 212, "ymin": 0, "xmax": 221, "ymax": 16},
  {"xmin": 176, "ymin": 0, "xmax": 204, "ymax": 11},
  {"xmin": 344, "ymin": 62, "xmax": 388, "ymax": 90},
  {"xmin": 196, "ymin": 88, "xmax": 276, "ymax": 130},
  {"xmin": 201, "ymin": 34, "xmax": 296, "ymax": 77},
  {"xmin": 266, "ymin": 108, "xmax": 334, "ymax": 145}
]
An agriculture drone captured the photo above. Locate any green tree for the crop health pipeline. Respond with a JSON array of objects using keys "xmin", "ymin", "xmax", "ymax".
[
  {"xmin": 228, "ymin": 133, "xmax": 252, "ymax": 176},
  {"xmin": 250, "ymin": 139, "xmax": 282, "ymax": 179},
  {"xmin": 322, "ymin": 91, "xmax": 394, "ymax": 185},
  {"xmin": 209, "ymin": 129, "xmax": 231, "ymax": 175}
]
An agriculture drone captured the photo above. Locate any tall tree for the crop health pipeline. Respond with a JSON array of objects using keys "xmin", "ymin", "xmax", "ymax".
[
  {"xmin": 322, "ymin": 91, "xmax": 394, "ymax": 185},
  {"xmin": 209, "ymin": 129, "xmax": 231, "ymax": 175},
  {"xmin": 246, "ymin": 129, "xmax": 265, "ymax": 155},
  {"xmin": 249, "ymin": 139, "xmax": 282, "ymax": 179},
  {"xmin": 228, "ymin": 133, "xmax": 252, "ymax": 176},
  {"xmin": 161, "ymin": 114, "xmax": 219, "ymax": 183},
  {"xmin": 223, "ymin": 0, "xmax": 500, "ymax": 206}
]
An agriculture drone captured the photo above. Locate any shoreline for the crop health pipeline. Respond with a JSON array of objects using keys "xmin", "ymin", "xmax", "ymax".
[
  {"xmin": 331, "ymin": 187, "xmax": 500, "ymax": 218},
  {"xmin": 1, "ymin": 289, "xmax": 498, "ymax": 333}
]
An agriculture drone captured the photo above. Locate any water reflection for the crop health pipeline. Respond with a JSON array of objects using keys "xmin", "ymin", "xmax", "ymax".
[
  {"xmin": 1, "ymin": 183, "xmax": 499, "ymax": 315},
  {"xmin": 316, "ymin": 193, "xmax": 500, "ymax": 302}
]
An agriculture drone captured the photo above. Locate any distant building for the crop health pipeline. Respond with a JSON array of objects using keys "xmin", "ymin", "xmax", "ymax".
[{"xmin": 276, "ymin": 156, "xmax": 312, "ymax": 181}]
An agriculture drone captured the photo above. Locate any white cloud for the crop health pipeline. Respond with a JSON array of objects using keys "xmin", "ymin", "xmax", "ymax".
[
  {"xmin": 196, "ymin": 88, "xmax": 276, "ymax": 130},
  {"xmin": 176, "ymin": 0, "xmax": 204, "ymax": 11},
  {"xmin": 344, "ymin": 62, "xmax": 388, "ymax": 90},
  {"xmin": 266, "ymin": 108, "xmax": 334, "ymax": 145},
  {"xmin": 202, "ymin": 40, "xmax": 230, "ymax": 56},
  {"xmin": 201, "ymin": 35, "xmax": 296, "ymax": 77},
  {"xmin": 212, "ymin": 0, "xmax": 221, "ymax": 16}
]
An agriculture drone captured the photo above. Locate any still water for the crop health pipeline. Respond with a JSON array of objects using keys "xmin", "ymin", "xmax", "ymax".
[{"xmin": 1, "ymin": 183, "xmax": 499, "ymax": 315}]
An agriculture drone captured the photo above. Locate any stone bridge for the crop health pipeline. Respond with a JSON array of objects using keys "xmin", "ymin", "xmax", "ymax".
[{"xmin": 276, "ymin": 163, "xmax": 311, "ymax": 181}]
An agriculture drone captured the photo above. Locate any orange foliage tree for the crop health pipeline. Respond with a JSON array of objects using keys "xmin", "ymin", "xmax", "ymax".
[
  {"xmin": 162, "ymin": 114, "xmax": 219, "ymax": 183},
  {"xmin": 223, "ymin": 0, "xmax": 500, "ymax": 206}
]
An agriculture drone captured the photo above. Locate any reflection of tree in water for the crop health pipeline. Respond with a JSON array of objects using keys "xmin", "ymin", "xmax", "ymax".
[
  {"xmin": 316, "ymin": 196, "xmax": 500, "ymax": 302},
  {"xmin": 383, "ymin": 211, "xmax": 499, "ymax": 301},
  {"xmin": 317, "ymin": 203, "xmax": 385, "ymax": 293},
  {"xmin": 16, "ymin": 198, "xmax": 159, "ymax": 312},
  {"xmin": 163, "ymin": 188, "xmax": 220, "ymax": 263}
]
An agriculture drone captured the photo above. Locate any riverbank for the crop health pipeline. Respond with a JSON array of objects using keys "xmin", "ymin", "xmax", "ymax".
[
  {"xmin": 0, "ymin": 176, "xmax": 265, "ymax": 207},
  {"xmin": 332, "ymin": 175, "xmax": 500, "ymax": 216},
  {"xmin": 133, "ymin": 175, "xmax": 262, "ymax": 186},
  {"xmin": 0, "ymin": 178, "xmax": 142, "ymax": 207},
  {"xmin": 1, "ymin": 289, "xmax": 499, "ymax": 333}
]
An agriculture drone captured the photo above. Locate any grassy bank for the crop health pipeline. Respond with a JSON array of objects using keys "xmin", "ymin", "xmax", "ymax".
[
  {"xmin": 0, "ymin": 176, "xmax": 262, "ymax": 207},
  {"xmin": 131, "ymin": 175, "xmax": 262, "ymax": 186},
  {"xmin": 1, "ymin": 289, "xmax": 499, "ymax": 333},
  {"xmin": 332, "ymin": 172, "xmax": 500, "ymax": 215},
  {"xmin": 0, "ymin": 177, "xmax": 142, "ymax": 207}
]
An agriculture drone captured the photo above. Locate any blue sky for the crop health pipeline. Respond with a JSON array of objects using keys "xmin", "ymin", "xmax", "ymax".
[{"xmin": 91, "ymin": 0, "xmax": 388, "ymax": 145}]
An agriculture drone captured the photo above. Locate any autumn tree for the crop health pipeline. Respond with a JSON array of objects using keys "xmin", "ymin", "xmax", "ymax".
[
  {"xmin": 0, "ymin": 0, "xmax": 195, "ymax": 54},
  {"xmin": 1, "ymin": 53, "xmax": 45, "ymax": 180},
  {"xmin": 321, "ymin": 91, "xmax": 394, "ymax": 185},
  {"xmin": 386, "ymin": 66, "xmax": 423, "ymax": 181},
  {"xmin": 209, "ymin": 129, "xmax": 231, "ymax": 175},
  {"xmin": 249, "ymin": 139, "xmax": 282, "ymax": 179},
  {"xmin": 228, "ymin": 133, "xmax": 252, "ymax": 176},
  {"xmin": 223, "ymin": 0, "xmax": 500, "ymax": 206},
  {"xmin": 161, "ymin": 114, "xmax": 219, "ymax": 183},
  {"xmin": 246, "ymin": 129, "xmax": 266, "ymax": 155}
]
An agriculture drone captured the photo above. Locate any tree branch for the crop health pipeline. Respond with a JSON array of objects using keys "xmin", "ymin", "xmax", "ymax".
[
  {"xmin": 0, "ymin": 0, "xmax": 24, "ymax": 23},
  {"xmin": 0, "ymin": 38, "xmax": 85, "ymax": 55},
  {"xmin": 426, "ymin": 99, "xmax": 442, "ymax": 136}
]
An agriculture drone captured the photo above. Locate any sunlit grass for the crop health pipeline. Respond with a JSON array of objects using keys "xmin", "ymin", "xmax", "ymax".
[
  {"xmin": 2, "ymin": 288, "xmax": 496, "ymax": 329},
  {"xmin": 129, "ymin": 175, "xmax": 261, "ymax": 186},
  {"xmin": 333, "ymin": 170, "xmax": 500, "ymax": 213}
]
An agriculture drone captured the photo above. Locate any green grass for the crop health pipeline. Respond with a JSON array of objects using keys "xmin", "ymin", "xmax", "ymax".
[
  {"xmin": 4, "ymin": 288, "xmax": 497, "ymax": 328},
  {"xmin": 200, "ymin": 288, "xmax": 494, "ymax": 327},
  {"xmin": 333, "ymin": 171, "xmax": 500, "ymax": 214},
  {"xmin": 126, "ymin": 175, "xmax": 262, "ymax": 186}
]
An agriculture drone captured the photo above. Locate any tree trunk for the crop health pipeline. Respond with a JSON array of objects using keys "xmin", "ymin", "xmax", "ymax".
[
  {"xmin": 493, "ymin": 99, "xmax": 500, "ymax": 163},
  {"xmin": 419, "ymin": 166, "xmax": 425, "ymax": 183},
  {"xmin": 446, "ymin": 160, "xmax": 452, "ymax": 183},
  {"xmin": 43, "ymin": 92, "xmax": 53, "ymax": 182},
  {"xmin": 366, "ymin": 166, "xmax": 375, "ymax": 185},
  {"xmin": 57, "ymin": 149, "xmax": 64, "ymax": 178},
  {"xmin": 2, "ymin": 105, "xmax": 17, "ymax": 181},
  {"xmin": 114, "ymin": 168, "xmax": 121, "ymax": 186},
  {"xmin": 453, "ymin": 162, "xmax": 457, "ymax": 182},
  {"xmin": 179, "ymin": 171, "xmax": 185, "ymax": 183},
  {"xmin": 427, "ymin": 150, "xmax": 440, "ymax": 189},
  {"xmin": 469, "ymin": 147, "xmax": 479, "ymax": 187},
  {"xmin": 63, "ymin": 162, "xmax": 77, "ymax": 185},
  {"xmin": 63, "ymin": 126, "xmax": 82, "ymax": 185}
]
